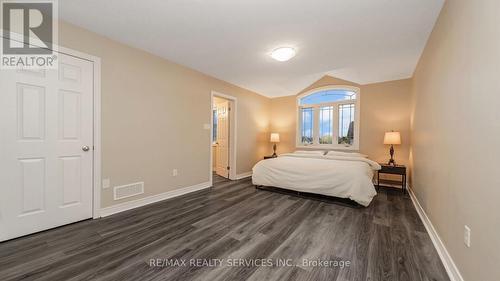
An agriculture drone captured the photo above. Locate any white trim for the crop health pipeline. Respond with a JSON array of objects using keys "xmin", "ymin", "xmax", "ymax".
[
  {"xmin": 295, "ymin": 85, "xmax": 361, "ymax": 151},
  {"xmin": 210, "ymin": 91, "xmax": 237, "ymax": 185},
  {"xmin": 408, "ymin": 187, "xmax": 464, "ymax": 281},
  {"xmin": 90, "ymin": 54, "xmax": 102, "ymax": 219},
  {"xmin": 1, "ymin": 33, "xmax": 103, "ymax": 219},
  {"xmin": 236, "ymin": 171, "xmax": 253, "ymax": 180},
  {"xmin": 99, "ymin": 181, "xmax": 211, "ymax": 217}
]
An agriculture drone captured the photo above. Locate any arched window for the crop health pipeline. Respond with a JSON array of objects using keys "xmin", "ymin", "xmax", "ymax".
[{"xmin": 296, "ymin": 86, "xmax": 360, "ymax": 150}]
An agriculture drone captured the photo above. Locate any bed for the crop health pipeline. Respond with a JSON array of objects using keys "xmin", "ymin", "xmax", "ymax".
[{"xmin": 252, "ymin": 151, "xmax": 381, "ymax": 206}]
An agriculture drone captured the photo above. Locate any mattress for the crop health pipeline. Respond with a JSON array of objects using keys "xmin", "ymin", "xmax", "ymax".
[{"xmin": 252, "ymin": 153, "xmax": 381, "ymax": 206}]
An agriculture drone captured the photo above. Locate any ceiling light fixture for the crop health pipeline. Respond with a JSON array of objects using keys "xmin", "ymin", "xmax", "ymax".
[{"xmin": 270, "ymin": 47, "xmax": 296, "ymax": 62}]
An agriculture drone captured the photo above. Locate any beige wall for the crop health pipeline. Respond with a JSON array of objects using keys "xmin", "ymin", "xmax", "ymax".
[
  {"xmin": 410, "ymin": 0, "xmax": 500, "ymax": 280},
  {"xmin": 270, "ymin": 76, "xmax": 412, "ymax": 167},
  {"xmin": 59, "ymin": 22, "xmax": 271, "ymax": 208}
]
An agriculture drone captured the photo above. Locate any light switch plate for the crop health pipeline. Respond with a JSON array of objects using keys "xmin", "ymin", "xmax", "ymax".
[
  {"xmin": 464, "ymin": 225, "xmax": 471, "ymax": 247},
  {"xmin": 203, "ymin": 124, "xmax": 211, "ymax": 130},
  {"xmin": 102, "ymin": 178, "xmax": 110, "ymax": 189}
]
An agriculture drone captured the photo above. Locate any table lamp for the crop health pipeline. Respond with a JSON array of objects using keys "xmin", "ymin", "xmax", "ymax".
[
  {"xmin": 384, "ymin": 131, "xmax": 401, "ymax": 166},
  {"xmin": 270, "ymin": 133, "xmax": 280, "ymax": 157}
]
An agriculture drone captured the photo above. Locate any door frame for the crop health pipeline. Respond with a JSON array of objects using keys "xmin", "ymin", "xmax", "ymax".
[
  {"xmin": 210, "ymin": 91, "xmax": 237, "ymax": 184},
  {"xmin": 1, "ymin": 33, "xmax": 102, "ymax": 219}
]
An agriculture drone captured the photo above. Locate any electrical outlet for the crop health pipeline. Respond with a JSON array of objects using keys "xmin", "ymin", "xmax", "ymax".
[
  {"xmin": 464, "ymin": 225, "xmax": 471, "ymax": 247},
  {"xmin": 172, "ymin": 169, "xmax": 178, "ymax": 177},
  {"xmin": 102, "ymin": 178, "xmax": 110, "ymax": 189}
]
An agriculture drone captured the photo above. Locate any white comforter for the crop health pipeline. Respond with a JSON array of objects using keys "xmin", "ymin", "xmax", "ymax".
[{"xmin": 252, "ymin": 153, "xmax": 381, "ymax": 206}]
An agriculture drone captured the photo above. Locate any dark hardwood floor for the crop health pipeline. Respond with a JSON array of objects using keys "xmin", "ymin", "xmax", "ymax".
[{"xmin": 0, "ymin": 175, "xmax": 449, "ymax": 281}]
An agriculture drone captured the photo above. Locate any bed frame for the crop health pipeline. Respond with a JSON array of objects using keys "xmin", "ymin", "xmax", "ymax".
[{"xmin": 254, "ymin": 185, "xmax": 362, "ymax": 208}]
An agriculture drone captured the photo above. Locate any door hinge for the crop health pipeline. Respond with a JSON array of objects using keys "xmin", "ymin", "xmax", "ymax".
[{"xmin": 227, "ymin": 166, "xmax": 230, "ymax": 170}]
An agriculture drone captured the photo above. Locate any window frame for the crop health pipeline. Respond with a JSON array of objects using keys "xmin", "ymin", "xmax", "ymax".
[{"xmin": 296, "ymin": 85, "xmax": 361, "ymax": 150}]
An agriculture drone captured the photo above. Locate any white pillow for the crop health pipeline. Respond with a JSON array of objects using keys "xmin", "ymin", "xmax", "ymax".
[
  {"xmin": 294, "ymin": 150, "xmax": 326, "ymax": 155},
  {"xmin": 326, "ymin": 150, "xmax": 368, "ymax": 158}
]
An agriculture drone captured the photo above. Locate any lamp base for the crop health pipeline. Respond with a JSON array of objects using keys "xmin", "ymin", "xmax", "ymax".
[
  {"xmin": 387, "ymin": 144, "xmax": 396, "ymax": 166},
  {"xmin": 272, "ymin": 143, "xmax": 277, "ymax": 157}
]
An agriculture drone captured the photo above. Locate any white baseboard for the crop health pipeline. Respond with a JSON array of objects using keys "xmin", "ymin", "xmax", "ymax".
[
  {"xmin": 236, "ymin": 171, "xmax": 252, "ymax": 180},
  {"xmin": 99, "ymin": 181, "xmax": 211, "ymax": 217},
  {"xmin": 408, "ymin": 187, "xmax": 464, "ymax": 281}
]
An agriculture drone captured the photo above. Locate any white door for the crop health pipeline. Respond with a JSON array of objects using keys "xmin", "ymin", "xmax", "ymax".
[
  {"xmin": 215, "ymin": 101, "xmax": 229, "ymax": 178},
  {"xmin": 0, "ymin": 52, "xmax": 94, "ymax": 242}
]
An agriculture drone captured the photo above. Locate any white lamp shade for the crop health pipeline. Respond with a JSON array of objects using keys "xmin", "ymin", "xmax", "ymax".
[
  {"xmin": 270, "ymin": 133, "xmax": 280, "ymax": 143},
  {"xmin": 384, "ymin": 131, "xmax": 401, "ymax": 145}
]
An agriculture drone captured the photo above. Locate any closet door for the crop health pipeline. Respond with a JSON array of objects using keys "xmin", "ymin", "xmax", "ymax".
[{"xmin": 0, "ymin": 51, "xmax": 94, "ymax": 241}]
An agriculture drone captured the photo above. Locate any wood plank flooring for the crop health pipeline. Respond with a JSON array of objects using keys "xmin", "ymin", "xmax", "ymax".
[{"xmin": 0, "ymin": 175, "xmax": 449, "ymax": 281}]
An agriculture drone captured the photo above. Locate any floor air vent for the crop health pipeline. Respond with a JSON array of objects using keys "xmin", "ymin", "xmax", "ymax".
[{"xmin": 113, "ymin": 182, "xmax": 144, "ymax": 200}]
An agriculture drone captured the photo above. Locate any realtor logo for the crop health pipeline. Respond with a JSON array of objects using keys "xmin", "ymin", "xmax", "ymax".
[{"xmin": 1, "ymin": 0, "xmax": 58, "ymax": 69}]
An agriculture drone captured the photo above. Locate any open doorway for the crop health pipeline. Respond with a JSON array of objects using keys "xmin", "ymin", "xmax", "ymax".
[{"xmin": 210, "ymin": 91, "xmax": 237, "ymax": 184}]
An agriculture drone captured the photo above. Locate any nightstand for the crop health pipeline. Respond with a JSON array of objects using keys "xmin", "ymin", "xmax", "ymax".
[
  {"xmin": 377, "ymin": 164, "xmax": 407, "ymax": 194},
  {"xmin": 264, "ymin": 155, "xmax": 277, "ymax": 159}
]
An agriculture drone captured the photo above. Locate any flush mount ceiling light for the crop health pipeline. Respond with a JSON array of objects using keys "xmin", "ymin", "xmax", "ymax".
[{"xmin": 270, "ymin": 47, "xmax": 296, "ymax": 62}]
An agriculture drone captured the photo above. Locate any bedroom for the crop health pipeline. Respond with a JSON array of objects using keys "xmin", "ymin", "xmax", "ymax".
[{"xmin": 0, "ymin": 0, "xmax": 498, "ymax": 281}]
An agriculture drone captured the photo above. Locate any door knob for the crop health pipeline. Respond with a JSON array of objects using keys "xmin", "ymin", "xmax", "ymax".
[{"xmin": 82, "ymin": 146, "xmax": 90, "ymax": 152}]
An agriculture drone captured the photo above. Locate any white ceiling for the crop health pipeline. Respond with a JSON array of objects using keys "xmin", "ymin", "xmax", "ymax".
[{"xmin": 60, "ymin": 0, "xmax": 444, "ymax": 98}]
